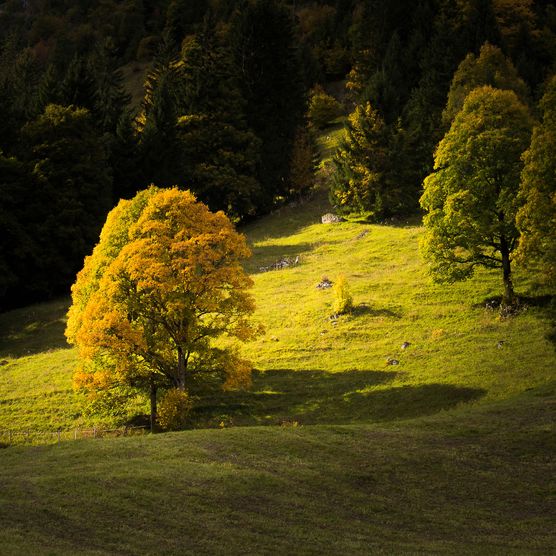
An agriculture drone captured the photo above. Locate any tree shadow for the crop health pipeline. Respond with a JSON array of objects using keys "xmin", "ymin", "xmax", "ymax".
[
  {"xmin": 474, "ymin": 293, "xmax": 555, "ymax": 310},
  {"xmin": 352, "ymin": 303, "xmax": 403, "ymax": 319},
  {"xmin": 0, "ymin": 299, "xmax": 70, "ymax": 358},
  {"xmin": 190, "ymin": 369, "xmax": 485, "ymax": 428},
  {"xmin": 241, "ymin": 189, "xmax": 332, "ymax": 244}
]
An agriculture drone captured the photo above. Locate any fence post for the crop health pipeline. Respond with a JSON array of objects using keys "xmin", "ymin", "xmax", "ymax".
[
  {"xmin": 9, "ymin": 430, "xmax": 11, "ymax": 444},
  {"xmin": 74, "ymin": 429, "xmax": 77, "ymax": 440},
  {"xmin": 93, "ymin": 427, "xmax": 97, "ymax": 438},
  {"xmin": 57, "ymin": 429, "xmax": 61, "ymax": 443}
]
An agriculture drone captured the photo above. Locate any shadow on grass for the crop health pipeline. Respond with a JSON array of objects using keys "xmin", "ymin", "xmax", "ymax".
[
  {"xmin": 474, "ymin": 293, "xmax": 555, "ymax": 310},
  {"xmin": 241, "ymin": 189, "xmax": 332, "ymax": 244},
  {"xmin": 352, "ymin": 303, "xmax": 403, "ymax": 319},
  {"xmin": 0, "ymin": 299, "xmax": 70, "ymax": 358},
  {"xmin": 190, "ymin": 369, "xmax": 485, "ymax": 427}
]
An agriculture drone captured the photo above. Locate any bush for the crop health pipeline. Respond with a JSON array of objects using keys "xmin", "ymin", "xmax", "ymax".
[
  {"xmin": 308, "ymin": 86, "xmax": 342, "ymax": 129},
  {"xmin": 157, "ymin": 388, "xmax": 192, "ymax": 431},
  {"xmin": 333, "ymin": 274, "xmax": 353, "ymax": 315}
]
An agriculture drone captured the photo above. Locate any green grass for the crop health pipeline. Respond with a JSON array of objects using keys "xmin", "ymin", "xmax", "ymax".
[
  {"xmin": 0, "ymin": 188, "xmax": 555, "ymax": 433},
  {"xmin": 0, "ymin": 166, "xmax": 554, "ymax": 552},
  {"xmin": 0, "ymin": 390, "xmax": 554, "ymax": 554}
]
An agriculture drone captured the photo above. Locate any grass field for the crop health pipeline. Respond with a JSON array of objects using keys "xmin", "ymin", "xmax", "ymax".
[
  {"xmin": 0, "ymin": 122, "xmax": 555, "ymax": 552},
  {"xmin": 0, "ymin": 389, "xmax": 554, "ymax": 554}
]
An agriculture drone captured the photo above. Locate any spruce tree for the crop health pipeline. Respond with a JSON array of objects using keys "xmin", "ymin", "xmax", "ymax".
[{"xmin": 228, "ymin": 0, "xmax": 306, "ymax": 211}]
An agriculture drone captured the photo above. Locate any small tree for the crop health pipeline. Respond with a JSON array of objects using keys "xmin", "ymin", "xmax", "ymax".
[
  {"xmin": 516, "ymin": 75, "xmax": 556, "ymax": 285},
  {"xmin": 307, "ymin": 86, "xmax": 342, "ymax": 129},
  {"xmin": 420, "ymin": 86, "xmax": 532, "ymax": 307},
  {"xmin": 333, "ymin": 274, "xmax": 353, "ymax": 315},
  {"xmin": 66, "ymin": 187, "xmax": 262, "ymax": 430}
]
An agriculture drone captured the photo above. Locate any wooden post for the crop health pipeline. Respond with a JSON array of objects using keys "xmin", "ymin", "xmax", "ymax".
[
  {"xmin": 74, "ymin": 429, "xmax": 77, "ymax": 440},
  {"xmin": 57, "ymin": 429, "xmax": 61, "ymax": 443},
  {"xmin": 93, "ymin": 427, "xmax": 97, "ymax": 438}
]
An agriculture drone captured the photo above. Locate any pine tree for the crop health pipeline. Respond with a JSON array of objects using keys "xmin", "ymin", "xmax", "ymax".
[
  {"xmin": 21, "ymin": 104, "xmax": 113, "ymax": 294},
  {"xmin": 331, "ymin": 102, "xmax": 409, "ymax": 219},
  {"xmin": 228, "ymin": 0, "xmax": 306, "ymax": 210}
]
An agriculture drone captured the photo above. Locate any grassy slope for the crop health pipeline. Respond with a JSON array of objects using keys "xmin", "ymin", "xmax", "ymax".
[
  {"xmin": 0, "ymin": 121, "xmax": 555, "ymax": 552},
  {"xmin": 1, "ymin": 191, "xmax": 554, "ymax": 432},
  {"xmin": 0, "ymin": 391, "xmax": 554, "ymax": 555}
]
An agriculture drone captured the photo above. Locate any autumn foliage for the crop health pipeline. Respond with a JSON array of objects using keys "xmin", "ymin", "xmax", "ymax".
[{"xmin": 66, "ymin": 186, "xmax": 262, "ymax": 427}]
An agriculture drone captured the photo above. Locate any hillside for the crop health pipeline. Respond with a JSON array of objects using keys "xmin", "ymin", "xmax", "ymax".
[
  {"xmin": 0, "ymin": 388, "xmax": 554, "ymax": 554},
  {"xmin": 0, "ymin": 188, "xmax": 555, "ymax": 434},
  {"xmin": 0, "ymin": 187, "xmax": 555, "ymax": 553}
]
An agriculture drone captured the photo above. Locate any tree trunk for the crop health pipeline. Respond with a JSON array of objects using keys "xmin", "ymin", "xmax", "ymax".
[
  {"xmin": 149, "ymin": 380, "xmax": 157, "ymax": 433},
  {"xmin": 177, "ymin": 346, "xmax": 186, "ymax": 391},
  {"xmin": 500, "ymin": 235, "xmax": 515, "ymax": 307}
]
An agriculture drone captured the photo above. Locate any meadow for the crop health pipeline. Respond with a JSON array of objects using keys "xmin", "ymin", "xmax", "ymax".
[{"xmin": 0, "ymin": 158, "xmax": 554, "ymax": 554}]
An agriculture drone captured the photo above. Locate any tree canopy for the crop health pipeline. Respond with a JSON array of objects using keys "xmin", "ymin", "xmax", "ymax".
[
  {"xmin": 442, "ymin": 42, "xmax": 530, "ymax": 126},
  {"xmin": 420, "ymin": 86, "xmax": 533, "ymax": 305},
  {"xmin": 66, "ymin": 186, "xmax": 261, "ymax": 429},
  {"xmin": 516, "ymin": 75, "xmax": 556, "ymax": 285}
]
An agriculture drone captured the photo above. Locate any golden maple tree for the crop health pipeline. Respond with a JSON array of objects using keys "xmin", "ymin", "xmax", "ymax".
[{"xmin": 66, "ymin": 186, "xmax": 262, "ymax": 429}]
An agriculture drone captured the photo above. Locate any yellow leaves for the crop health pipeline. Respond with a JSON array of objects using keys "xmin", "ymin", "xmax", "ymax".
[{"xmin": 67, "ymin": 186, "xmax": 259, "ymax": 406}]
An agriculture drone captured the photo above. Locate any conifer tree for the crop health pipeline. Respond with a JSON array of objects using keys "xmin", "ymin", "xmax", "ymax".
[
  {"xmin": 228, "ymin": 0, "xmax": 306, "ymax": 210},
  {"xmin": 331, "ymin": 102, "xmax": 409, "ymax": 219},
  {"xmin": 21, "ymin": 104, "xmax": 113, "ymax": 294}
]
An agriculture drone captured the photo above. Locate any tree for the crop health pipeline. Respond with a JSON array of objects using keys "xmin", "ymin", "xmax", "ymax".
[
  {"xmin": 174, "ymin": 33, "xmax": 262, "ymax": 219},
  {"xmin": 442, "ymin": 42, "xmax": 529, "ymax": 126},
  {"xmin": 516, "ymin": 75, "xmax": 556, "ymax": 284},
  {"xmin": 228, "ymin": 0, "xmax": 306, "ymax": 210},
  {"xmin": 66, "ymin": 187, "xmax": 262, "ymax": 430},
  {"xmin": 420, "ymin": 86, "xmax": 533, "ymax": 306},
  {"xmin": 307, "ymin": 85, "xmax": 342, "ymax": 129},
  {"xmin": 330, "ymin": 102, "xmax": 411, "ymax": 219},
  {"xmin": 21, "ymin": 104, "xmax": 113, "ymax": 295}
]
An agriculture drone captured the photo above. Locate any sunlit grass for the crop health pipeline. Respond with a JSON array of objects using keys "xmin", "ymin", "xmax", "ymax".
[{"xmin": 0, "ymin": 187, "xmax": 554, "ymax": 433}]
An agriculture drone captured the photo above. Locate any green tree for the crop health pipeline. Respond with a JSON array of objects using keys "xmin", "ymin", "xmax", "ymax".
[
  {"xmin": 420, "ymin": 86, "xmax": 533, "ymax": 306},
  {"xmin": 174, "ymin": 33, "xmax": 262, "ymax": 219},
  {"xmin": 0, "ymin": 152, "xmax": 38, "ymax": 307},
  {"xmin": 307, "ymin": 85, "xmax": 342, "ymax": 129},
  {"xmin": 21, "ymin": 104, "xmax": 113, "ymax": 294},
  {"xmin": 516, "ymin": 75, "xmax": 556, "ymax": 284},
  {"xmin": 331, "ymin": 102, "xmax": 410, "ymax": 219},
  {"xmin": 66, "ymin": 187, "xmax": 262, "ymax": 430},
  {"xmin": 442, "ymin": 42, "xmax": 529, "ymax": 126},
  {"xmin": 229, "ymin": 0, "xmax": 306, "ymax": 210}
]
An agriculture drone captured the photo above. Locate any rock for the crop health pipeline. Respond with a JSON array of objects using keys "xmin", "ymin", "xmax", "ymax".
[
  {"xmin": 321, "ymin": 213, "xmax": 344, "ymax": 224},
  {"xmin": 386, "ymin": 357, "xmax": 400, "ymax": 366},
  {"xmin": 497, "ymin": 340, "xmax": 505, "ymax": 349},
  {"xmin": 355, "ymin": 230, "xmax": 370, "ymax": 240},
  {"xmin": 401, "ymin": 341, "xmax": 410, "ymax": 350},
  {"xmin": 260, "ymin": 256, "xmax": 300, "ymax": 273},
  {"xmin": 317, "ymin": 278, "xmax": 333, "ymax": 289}
]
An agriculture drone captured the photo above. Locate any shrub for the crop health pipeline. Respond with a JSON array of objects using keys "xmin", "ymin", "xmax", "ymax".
[
  {"xmin": 308, "ymin": 86, "xmax": 342, "ymax": 129},
  {"xmin": 333, "ymin": 274, "xmax": 353, "ymax": 315},
  {"xmin": 157, "ymin": 388, "xmax": 193, "ymax": 431}
]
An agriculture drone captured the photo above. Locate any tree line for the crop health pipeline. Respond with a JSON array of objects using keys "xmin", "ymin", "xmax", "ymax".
[{"xmin": 1, "ymin": 0, "xmax": 555, "ymax": 310}]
